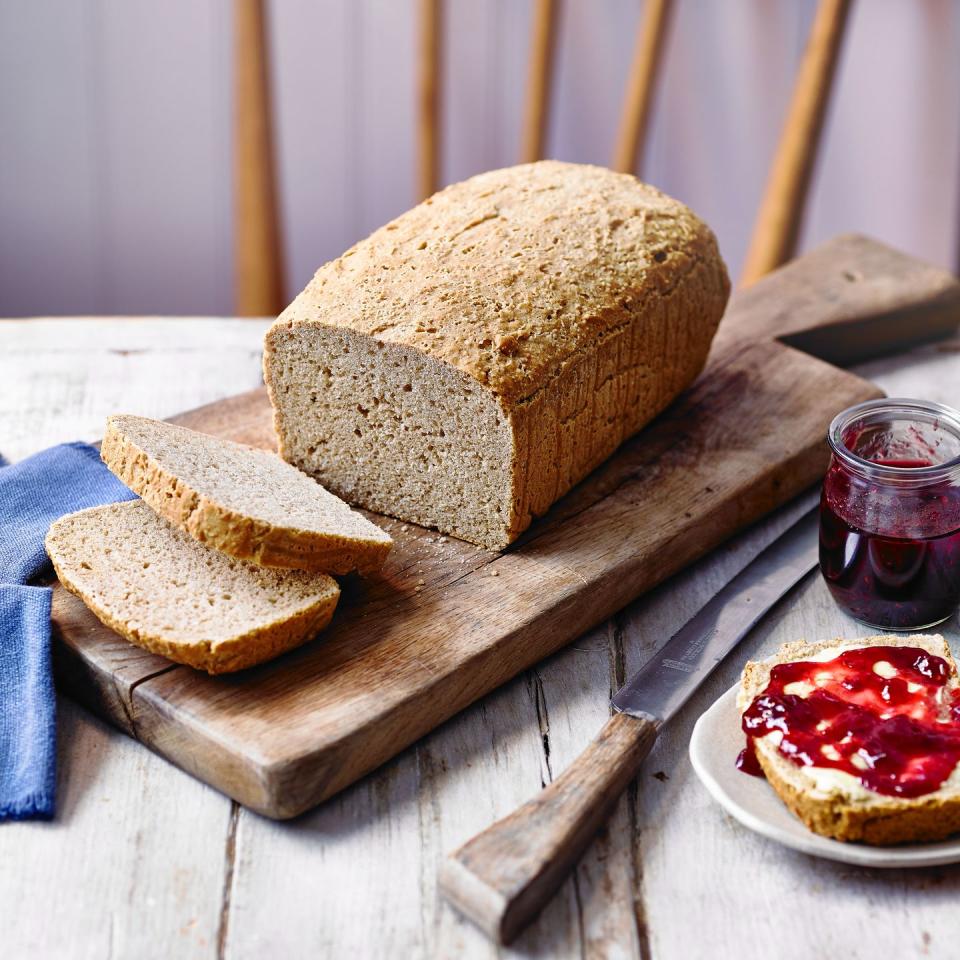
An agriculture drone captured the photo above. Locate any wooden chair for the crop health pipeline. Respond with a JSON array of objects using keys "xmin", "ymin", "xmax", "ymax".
[
  {"xmin": 232, "ymin": 0, "xmax": 854, "ymax": 316},
  {"xmin": 234, "ymin": 0, "xmax": 285, "ymax": 317},
  {"xmin": 739, "ymin": 0, "xmax": 853, "ymax": 285},
  {"xmin": 414, "ymin": 0, "xmax": 854, "ymax": 288}
]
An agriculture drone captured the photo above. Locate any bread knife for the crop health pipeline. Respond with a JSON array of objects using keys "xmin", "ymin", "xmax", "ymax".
[{"xmin": 439, "ymin": 501, "xmax": 821, "ymax": 944}]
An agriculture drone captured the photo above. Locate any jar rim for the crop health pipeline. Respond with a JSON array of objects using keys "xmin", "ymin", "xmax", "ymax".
[{"xmin": 827, "ymin": 398, "xmax": 960, "ymax": 483}]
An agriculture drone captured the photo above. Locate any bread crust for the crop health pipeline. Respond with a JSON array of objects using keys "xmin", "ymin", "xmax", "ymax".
[
  {"xmin": 738, "ymin": 635, "xmax": 960, "ymax": 845},
  {"xmin": 101, "ymin": 416, "xmax": 392, "ymax": 575},
  {"xmin": 265, "ymin": 161, "xmax": 730, "ymax": 549},
  {"xmin": 506, "ymin": 247, "xmax": 726, "ymax": 536},
  {"xmin": 47, "ymin": 502, "xmax": 340, "ymax": 675},
  {"xmin": 52, "ymin": 558, "xmax": 337, "ymax": 674},
  {"xmin": 271, "ymin": 161, "xmax": 728, "ymax": 407}
]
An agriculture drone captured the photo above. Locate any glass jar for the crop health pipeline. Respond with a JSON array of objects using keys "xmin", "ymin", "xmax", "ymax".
[{"xmin": 819, "ymin": 398, "xmax": 960, "ymax": 630}]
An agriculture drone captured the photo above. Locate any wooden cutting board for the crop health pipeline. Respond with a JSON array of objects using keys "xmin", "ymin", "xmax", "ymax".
[{"xmin": 52, "ymin": 235, "xmax": 960, "ymax": 819}]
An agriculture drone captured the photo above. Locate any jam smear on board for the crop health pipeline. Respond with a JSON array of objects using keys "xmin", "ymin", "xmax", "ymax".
[
  {"xmin": 820, "ymin": 457, "xmax": 960, "ymax": 629},
  {"xmin": 738, "ymin": 645, "xmax": 960, "ymax": 798}
]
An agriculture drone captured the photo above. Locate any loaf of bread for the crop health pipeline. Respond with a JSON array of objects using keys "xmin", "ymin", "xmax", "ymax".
[
  {"xmin": 738, "ymin": 634, "xmax": 960, "ymax": 845},
  {"xmin": 264, "ymin": 160, "xmax": 730, "ymax": 549},
  {"xmin": 101, "ymin": 414, "xmax": 392, "ymax": 575},
  {"xmin": 47, "ymin": 501, "xmax": 340, "ymax": 674}
]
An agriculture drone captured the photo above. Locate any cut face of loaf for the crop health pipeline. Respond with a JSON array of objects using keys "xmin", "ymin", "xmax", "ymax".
[
  {"xmin": 264, "ymin": 160, "xmax": 731, "ymax": 549},
  {"xmin": 267, "ymin": 328, "xmax": 514, "ymax": 548}
]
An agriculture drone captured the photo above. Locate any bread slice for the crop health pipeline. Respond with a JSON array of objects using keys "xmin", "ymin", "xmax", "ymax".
[
  {"xmin": 101, "ymin": 414, "xmax": 392, "ymax": 576},
  {"xmin": 738, "ymin": 634, "xmax": 960, "ymax": 845},
  {"xmin": 46, "ymin": 501, "xmax": 340, "ymax": 674}
]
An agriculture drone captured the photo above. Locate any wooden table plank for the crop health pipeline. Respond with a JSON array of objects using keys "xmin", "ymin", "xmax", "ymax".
[
  {"xmin": 223, "ymin": 678, "xmax": 551, "ymax": 958},
  {"xmin": 0, "ymin": 320, "xmax": 267, "ymax": 959},
  {"xmin": 517, "ymin": 619, "xmax": 645, "ymax": 959},
  {"xmin": 0, "ymin": 700, "xmax": 230, "ymax": 959},
  {"xmin": 0, "ymin": 317, "xmax": 270, "ymax": 461},
  {"xmin": 637, "ymin": 337, "xmax": 960, "ymax": 960},
  {"xmin": 3, "ymin": 319, "xmax": 960, "ymax": 959}
]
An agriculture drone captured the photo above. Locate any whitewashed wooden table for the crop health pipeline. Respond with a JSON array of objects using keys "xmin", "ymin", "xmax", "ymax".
[{"xmin": 2, "ymin": 318, "xmax": 960, "ymax": 960}]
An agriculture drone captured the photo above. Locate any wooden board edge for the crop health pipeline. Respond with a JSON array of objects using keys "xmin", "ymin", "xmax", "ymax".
[{"xmin": 722, "ymin": 233, "xmax": 960, "ymax": 357}]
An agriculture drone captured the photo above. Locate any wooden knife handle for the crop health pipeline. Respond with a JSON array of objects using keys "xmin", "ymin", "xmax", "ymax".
[{"xmin": 439, "ymin": 711, "xmax": 659, "ymax": 944}]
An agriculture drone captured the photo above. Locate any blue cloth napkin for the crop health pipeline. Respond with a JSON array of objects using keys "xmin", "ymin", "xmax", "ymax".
[{"xmin": 0, "ymin": 442, "xmax": 136, "ymax": 820}]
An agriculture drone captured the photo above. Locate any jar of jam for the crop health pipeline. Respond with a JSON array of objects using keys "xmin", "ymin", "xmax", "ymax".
[{"xmin": 820, "ymin": 398, "xmax": 960, "ymax": 630}]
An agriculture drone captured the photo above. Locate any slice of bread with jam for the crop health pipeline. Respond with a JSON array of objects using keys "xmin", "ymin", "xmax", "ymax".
[{"xmin": 737, "ymin": 634, "xmax": 960, "ymax": 845}]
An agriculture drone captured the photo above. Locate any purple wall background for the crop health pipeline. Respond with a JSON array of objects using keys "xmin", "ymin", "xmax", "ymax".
[{"xmin": 1, "ymin": 0, "xmax": 958, "ymax": 317}]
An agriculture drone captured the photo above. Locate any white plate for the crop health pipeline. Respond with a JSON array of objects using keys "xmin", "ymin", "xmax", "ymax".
[{"xmin": 689, "ymin": 683, "xmax": 960, "ymax": 868}]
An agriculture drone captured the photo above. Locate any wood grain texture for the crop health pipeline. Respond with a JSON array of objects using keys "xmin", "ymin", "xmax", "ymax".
[
  {"xmin": 0, "ymin": 699, "xmax": 231, "ymax": 960},
  {"xmin": 6, "ymin": 318, "xmax": 960, "ymax": 958},
  {"xmin": 740, "ymin": 0, "xmax": 853, "ymax": 286},
  {"xmin": 611, "ymin": 0, "xmax": 673, "ymax": 175},
  {"xmin": 441, "ymin": 712, "xmax": 658, "ymax": 944},
  {"xmin": 520, "ymin": 0, "xmax": 560, "ymax": 163},
  {"xmin": 47, "ymin": 234, "xmax": 960, "ymax": 820},
  {"xmin": 725, "ymin": 234, "xmax": 960, "ymax": 361},
  {"xmin": 0, "ymin": 317, "xmax": 270, "ymax": 463},
  {"xmin": 0, "ymin": 323, "xmax": 258, "ymax": 960},
  {"xmin": 234, "ymin": 0, "xmax": 286, "ymax": 316}
]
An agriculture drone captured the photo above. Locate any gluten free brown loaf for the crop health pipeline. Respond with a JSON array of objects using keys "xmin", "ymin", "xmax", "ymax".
[{"xmin": 264, "ymin": 161, "xmax": 730, "ymax": 549}]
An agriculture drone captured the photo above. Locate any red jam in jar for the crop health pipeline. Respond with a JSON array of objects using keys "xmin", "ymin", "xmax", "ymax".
[
  {"xmin": 738, "ymin": 645, "xmax": 960, "ymax": 798},
  {"xmin": 819, "ymin": 399, "xmax": 960, "ymax": 630}
]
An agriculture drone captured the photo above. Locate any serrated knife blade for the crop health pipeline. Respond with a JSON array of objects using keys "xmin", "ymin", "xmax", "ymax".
[{"xmin": 612, "ymin": 500, "xmax": 820, "ymax": 722}]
